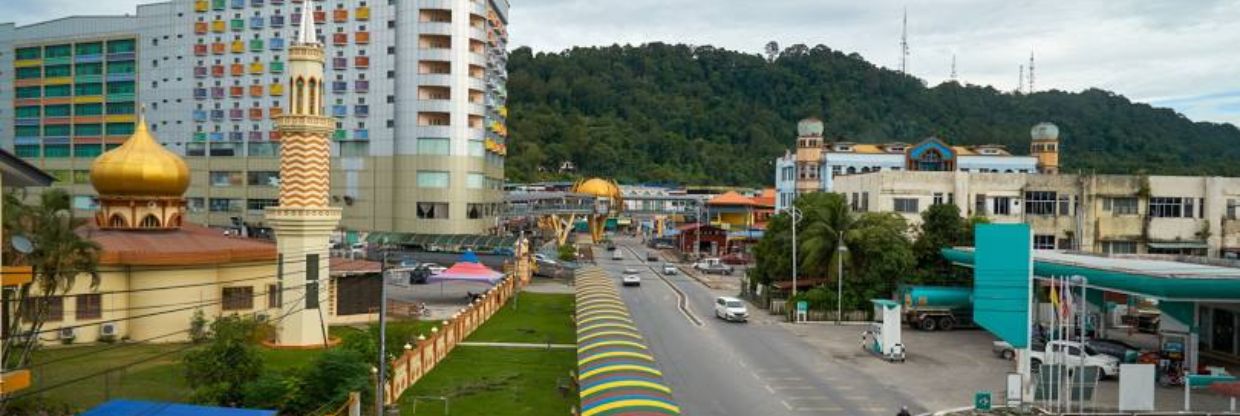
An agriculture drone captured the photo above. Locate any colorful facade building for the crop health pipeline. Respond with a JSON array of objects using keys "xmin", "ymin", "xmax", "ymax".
[
  {"xmin": 1, "ymin": 0, "xmax": 510, "ymax": 235},
  {"xmin": 775, "ymin": 117, "xmax": 1054, "ymax": 210}
]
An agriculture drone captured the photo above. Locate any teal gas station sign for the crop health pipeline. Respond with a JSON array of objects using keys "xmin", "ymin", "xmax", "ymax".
[{"xmin": 972, "ymin": 224, "xmax": 1032, "ymax": 348}]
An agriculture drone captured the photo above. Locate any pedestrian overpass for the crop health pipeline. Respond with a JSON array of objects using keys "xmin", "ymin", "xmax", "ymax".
[{"xmin": 503, "ymin": 191, "xmax": 706, "ymax": 245}]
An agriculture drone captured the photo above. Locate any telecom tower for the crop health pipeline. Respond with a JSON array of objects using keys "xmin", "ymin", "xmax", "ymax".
[
  {"xmin": 950, "ymin": 54, "xmax": 957, "ymax": 82},
  {"xmin": 1028, "ymin": 51, "xmax": 1036, "ymax": 93},
  {"xmin": 1018, "ymin": 65, "xmax": 1024, "ymax": 93},
  {"xmin": 900, "ymin": 7, "xmax": 909, "ymax": 74}
]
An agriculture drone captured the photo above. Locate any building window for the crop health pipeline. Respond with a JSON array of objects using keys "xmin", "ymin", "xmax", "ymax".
[
  {"xmin": 25, "ymin": 296, "xmax": 64, "ymax": 322},
  {"xmin": 861, "ymin": 192, "xmax": 869, "ymax": 212},
  {"xmin": 1103, "ymin": 241, "xmax": 1137, "ymax": 255},
  {"xmin": 72, "ymin": 195, "xmax": 100, "ymax": 211},
  {"xmin": 267, "ymin": 284, "xmax": 280, "ymax": 308},
  {"xmin": 1104, "ymin": 197, "xmax": 1139, "ymax": 216},
  {"xmin": 76, "ymin": 294, "xmax": 102, "ymax": 320},
  {"xmin": 1058, "ymin": 195, "xmax": 1071, "ymax": 216},
  {"xmin": 417, "ymin": 202, "xmax": 449, "ymax": 219},
  {"xmin": 209, "ymin": 198, "xmax": 243, "ymax": 212},
  {"xmin": 416, "ymin": 171, "xmax": 449, "ymax": 188},
  {"xmin": 933, "ymin": 192, "xmax": 945, "ymax": 206},
  {"xmin": 1025, "ymin": 191, "xmax": 1057, "ymax": 215},
  {"xmin": 1149, "ymin": 197, "xmax": 1192, "ymax": 218},
  {"xmin": 1228, "ymin": 199, "xmax": 1238, "ymax": 220},
  {"xmin": 1033, "ymin": 235, "xmax": 1056, "ymax": 250},
  {"xmin": 246, "ymin": 171, "xmax": 280, "ymax": 186},
  {"xmin": 416, "ymin": 137, "xmax": 450, "ymax": 155},
  {"xmin": 222, "ymin": 286, "xmax": 254, "ymax": 310},
  {"xmin": 992, "ymin": 197, "xmax": 1011, "ymax": 216},
  {"xmin": 974, "ymin": 194, "xmax": 987, "ymax": 216},
  {"xmin": 209, "ymin": 171, "xmax": 243, "ymax": 187},
  {"xmin": 467, "ymin": 203, "xmax": 485, "ymax": 219},
  {"xmin": 467, "ymin": 173, "xmax": 484, "ymax": 189},
  {"xmin": 894, "ymin": 198, "xmax": 919, "ymax": 214}
]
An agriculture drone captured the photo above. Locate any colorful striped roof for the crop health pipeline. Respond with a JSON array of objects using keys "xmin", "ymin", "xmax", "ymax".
[{"xmin": 576, "ymin": 267, "xmax": 680, "ymax": 416}]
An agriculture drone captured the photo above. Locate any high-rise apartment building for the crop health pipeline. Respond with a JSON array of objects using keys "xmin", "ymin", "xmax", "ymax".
[{"xmin": 1, "ymin": 0, "xmax": 510, "ymax": 236}]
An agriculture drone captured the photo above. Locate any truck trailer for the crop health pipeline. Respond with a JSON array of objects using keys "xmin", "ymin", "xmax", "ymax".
[{"xmin": 899, "ymin": 284, "xmax": 973, "ymax": 331}]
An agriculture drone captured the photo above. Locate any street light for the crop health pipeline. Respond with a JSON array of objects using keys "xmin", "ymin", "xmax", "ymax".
[
  {"xmin": 836, "ymin": 236, "xmax": 848, "ymax": 325},
  {"xmin": 784, "ymin": 207, "xmax": 803, "ymax": 298}
]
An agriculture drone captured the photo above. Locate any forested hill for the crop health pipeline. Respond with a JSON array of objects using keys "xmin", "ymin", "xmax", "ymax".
[{"xmin": 504, "ymin": 43, "xmax": 1240, "ymax": 186}]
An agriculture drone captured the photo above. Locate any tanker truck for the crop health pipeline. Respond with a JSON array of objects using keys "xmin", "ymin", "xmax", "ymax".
[{"xmin": 899, "ymin": 284, "xmax": 973, "ymax": 331}]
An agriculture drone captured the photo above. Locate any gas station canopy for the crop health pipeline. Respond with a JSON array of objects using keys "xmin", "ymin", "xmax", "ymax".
[{"xmin": 942, "ymin": 248, "xmax": 1240, "ymax": 301}]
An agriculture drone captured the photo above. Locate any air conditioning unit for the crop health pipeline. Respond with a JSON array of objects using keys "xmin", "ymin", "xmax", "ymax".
[
  {"xmin": 100, "ymin": 323, "xmax": 117, "ymax": 337},
  {"xmin": 255, "ymin": 313, "xmax": 270, "ymax": 322},
  {"xmin": 59, "ymin": 327, "xmax": 76, "ymax": 340}
]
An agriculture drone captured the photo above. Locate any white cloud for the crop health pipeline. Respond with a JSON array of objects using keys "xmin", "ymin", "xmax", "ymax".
[{"xmin": 5, "ymin": 0, "xmax": 1239, "ymax": 125}]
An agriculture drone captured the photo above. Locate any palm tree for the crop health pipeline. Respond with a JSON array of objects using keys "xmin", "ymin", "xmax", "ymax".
[
  {"xmin": 2, "ymin": 188, "xmax": 100, "ymax": 370},
  {"xmin": 795, "ymin": 193, "xmax": 852, "ymax": 281}
]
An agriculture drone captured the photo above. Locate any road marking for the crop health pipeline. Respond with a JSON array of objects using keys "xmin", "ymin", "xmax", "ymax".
[
  {"xmin": 764, "ymin": 384, "xmax": 776, "ymax": 394},
  {"xmin": 623, "ymin": 245, "xmax": 702, "ymax": 326},
  {"xmin": 764, "ymin": 376, "xmax": 804, "ymax": 381},
  {"xmin": 780, "ymin": 400, "xmax": 793, "ymax": 410}
]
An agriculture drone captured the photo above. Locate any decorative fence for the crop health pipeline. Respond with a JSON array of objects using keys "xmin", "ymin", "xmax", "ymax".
[
  {"xmin": 383, "ymin": 271, "xmax": 522, "ymax": 404},
  {"xmin": 575, "ymin": 267, "xmax": 681, "ymax": 416},
  {"xmin": 767, "ymin": 298, "xmax": 871, "ymax": 322}
]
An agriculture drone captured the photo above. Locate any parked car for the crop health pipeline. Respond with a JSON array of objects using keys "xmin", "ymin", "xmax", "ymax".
[
  {"xmin": 605, "ymin": 241, "xmax": 617, "ymax": 251},
  {"xmin": 1029, "ymin": 340, "xmax": 1121, "ymax": 379},
  {"xmin": 534, "ymin": 253, "xmax": 557, "ymax": 264},
  {"xmin": 654, "ymin": 241, "xmax": 674, "ymax": 249},
  {"xmin": 422, "ymin": 263, "xmax": 447, "ymax": 275},
  {"xmin": 622, "ymin": 274, "xmax": 642, "ymax": 287},
  {"xmin": 694, "ymin": 259, "xmax": 733, "ymax": 275},
  {"xmin": 714, "ymin": 296, "xmax": 749, "ymax": 322},
  {"xmin": 491, "ymin": 247, "xmax": 515, "ymax": 256},
  {"xmin": 409, "ymin": 266, "xmax": 432, "ymax": 285},
  {"xmin": 611, "ymin": 250, "xmax": 623, "ymax": 261},
  {"xmin": 647, "ymin": 252, "xmax": 659, "ymax": 262},
  {"xmin": 662, "ymin": 263, "xmax": 678, "ymax": 275},
  {"xmin": 1087, "ymin": 339, "xmax": 1142, "ymax": 363}
]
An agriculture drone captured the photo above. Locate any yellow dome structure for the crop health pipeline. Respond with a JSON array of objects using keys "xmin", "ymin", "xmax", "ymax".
[
  {"xmin": 90, "ymin": 115, "xmax": 189, "ymax": 230},
  {"xmin": 572, "ymin": 178, "xmax": 622, "ymax": 244},
  {"xmin": 573, "ymin": 178, "xmax": 620, "ymax": 199},
  {"xmin": 91, "ymin": 115, "xmax": 190, "ymax": 197}
]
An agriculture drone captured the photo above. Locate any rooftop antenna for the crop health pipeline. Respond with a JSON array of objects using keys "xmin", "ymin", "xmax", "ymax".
[
  {"xmin": 1018, "ymin": 64, "xmax": 1024, "ymax": 94},
  {"xmin": 899, "ymin": 7, "xmax": 909, "ymax": 74},
  {"xmin": 1028, "ymin": 50, "xmax": 1036, "ymax": 93},
  {"xmin": 950, "ymin": 54, "xmax": 957, "ymax": 82}
]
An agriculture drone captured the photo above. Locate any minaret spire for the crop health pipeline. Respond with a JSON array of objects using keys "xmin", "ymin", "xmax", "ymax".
[{"xmin": 297, "ymin": 7, "xmax": 318, "ymax": 45}]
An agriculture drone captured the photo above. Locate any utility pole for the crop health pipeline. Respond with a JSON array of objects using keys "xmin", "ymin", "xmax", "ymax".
[
  {"xmin": 1018, "ymin": 64, "xmax": 1024, "ymax": 94},
  {"xmin": 376, "ymin": 246, "xmax": 388, "ymax": 416},
  {"xmin": 836, "ymin": 234, "xmax": 847, "ymax": 325},
  {"xmin": 695, "ymin": 201, "xmax": 702, "ymax": 259},
  {"xmin": 787, "ymin": 207, "xmax": 802, "ymax": 298}
]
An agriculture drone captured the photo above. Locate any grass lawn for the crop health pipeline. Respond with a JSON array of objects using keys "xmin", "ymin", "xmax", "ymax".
[
  {"xmin": 397, "ymin": 347, "xmax": 576, "ymax": 416},
  {"xmin": 466, "ymin": 293, "xmax": 575, "ymax": 344}
]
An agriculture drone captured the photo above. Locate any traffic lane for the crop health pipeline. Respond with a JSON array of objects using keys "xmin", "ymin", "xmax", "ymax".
[
  {"xmin": 614, "ymin": 242, "xmax": 924, "ymax": 415},
  {"xmin": 600, "ymin": 257, "xmax": 797, "ymax": 416}
]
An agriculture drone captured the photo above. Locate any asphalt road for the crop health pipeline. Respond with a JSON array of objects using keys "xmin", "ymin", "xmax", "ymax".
[{"xmin": 600, "ymin": 238, "xmax": 922, "ymax": 416}]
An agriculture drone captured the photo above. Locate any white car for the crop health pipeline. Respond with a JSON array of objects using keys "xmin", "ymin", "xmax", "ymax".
[
  {"xmin": 611, "ymin": 251, "xmax": 623, "ymax": 261},
  {"xmin": 422, "ymin": 263, "xmax": 447, "ymax": 275},
  {"xmin": 714, "ymin": 296, "xmax": 749, "ymax": 322},
  {"xmin": 622, "ymin": 274, "xmax": 641, "ymax": 286},
  {"xmin": 1030, "ymin": 340, "xmax": 1121, "ymax": 378},
  {"xmin": 662, "ymin": 263, "xmax": 678, "ymax": 275}
]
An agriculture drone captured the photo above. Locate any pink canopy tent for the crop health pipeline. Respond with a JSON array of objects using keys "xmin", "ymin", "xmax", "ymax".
[{"xmin": 427, "ymin": 261, "xmax": 504, "ymax": 285}]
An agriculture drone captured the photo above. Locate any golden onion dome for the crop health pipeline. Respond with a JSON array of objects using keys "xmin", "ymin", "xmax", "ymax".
[
  {"xmin": 574, "ymin": 178, "xmax": 619, "ymax": 199},
  {"xmin": 90, "ymin": 115, "xmax": 190, "ymax": 198}
]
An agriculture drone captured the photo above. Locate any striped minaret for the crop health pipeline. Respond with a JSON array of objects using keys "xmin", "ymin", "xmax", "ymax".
[{"xmin": 265, "ymin": 10, "xmax": 341, "ymax": 348}]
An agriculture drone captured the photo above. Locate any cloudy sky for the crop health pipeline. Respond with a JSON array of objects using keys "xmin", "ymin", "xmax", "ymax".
[{"xmin": 6, "ymin": 0, "xmax": 1239, "ymax": 126}]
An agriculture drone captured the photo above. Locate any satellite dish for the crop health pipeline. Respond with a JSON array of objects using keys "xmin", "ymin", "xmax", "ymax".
[{"xmin": 11, "ymin": 235, "xmax": 34, "ymax": 254}]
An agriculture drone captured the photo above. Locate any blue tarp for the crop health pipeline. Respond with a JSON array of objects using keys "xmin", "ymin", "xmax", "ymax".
[
  {"xmin": 83, "ymin": 400, "xmax": 277, "ymax": 416},
  {"xmin": 460, "ymin": 250, "xmax": 480, "ymax": 263}
]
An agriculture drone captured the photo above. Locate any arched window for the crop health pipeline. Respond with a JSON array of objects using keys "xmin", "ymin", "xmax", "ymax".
[
  {"xmin": 308, "ymin": 78, "xmax": 317, "ymax": 115},
  {"xmin": 139, "ymin": 214, "xmax": 161, "ymax": 228},
  {"xmin": 108, "ymin": 214, "xmax": 127, "ymax": 228},
  {"xmin": 170, "ymin": 213, "xmax": 182, "ymax": 227},
  {"xmin": 294, "ymin": 77, "xmax": 305, "ymax": 114},
  {"xmin": 846, "ymin": 166, "xmax": 857, "ymax": 174}
]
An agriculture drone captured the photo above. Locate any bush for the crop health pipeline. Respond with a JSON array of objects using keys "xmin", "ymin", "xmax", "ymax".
[
  {"xmin": 557, "ymin": 244, "xmax": 576, "ymax": 262},
  {"xmin": 285, "ymin": 349, "xmax": 374, "ymax": 414},
  {"xmin": 183, "ymin": 315, "xmax": 266, "ymax": 406},
  {"xmin": 241, "ymin": 372, "xmax": 298, "ymax": 411}
]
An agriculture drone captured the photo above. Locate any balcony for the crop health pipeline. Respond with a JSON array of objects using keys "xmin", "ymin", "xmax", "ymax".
[
  {"xmin": 211, "ymin": 20, "xmax": 226, "ymax": 33},
  {"xmin": 355, "ymin": 6, "xmax": 370, "ymax": 20},
  {"xmin": 229, "ymin": 108, "xmax": 244, "ymax": 119},
  {"xmin": 332, "ymin": 33, "xmax": 348, "ymax": 45},
  {"xmin": 193, "ymin": 66, "xmax": 208, "ymax": 78},
  {"xmin": 193, "ymin": 88, "xmax": 208, "ymax": 99},
  {"xmin": 230, "ymin": 63, "xmax": 244, "ymax": 76},
  {"xmin": 354, "ymin": 105, "xmax": 370, "ymax": 117},
  {"xmin": 332, "ymin": 9, "xmax": 348, "ymax": 22},
  {"xmin": 249, "ymin": 62, "xmax": 264, "ymax": 74},
  {"xmin": 420, "ymin": 22, "xmax": 452, "ymax": 36},
  {"xmin": 269, "ymin": 61, "xmax": 285, "ymax": 73},
  {"xmin": 106, "ymin": 52, "xmax": 135, "ymax": 62},
  {"xmin": 331, "ymin": 81, "xmax": 348, "ymax": 93},
  {"xmin": 332, "ymin": 129, "xmax": 347, "ymax": 140},
  {"xmin": 269, "ymin": 106, "xmax": 283, "ymax": 117},
  {"xmin": 248, "ymin": 131, "xmax": 264, "ymax": 141},
  {"xmin": 230, "ymin": 40, "xmax": 244, "ymax": 54},
  {"xmin": 194, "ymin": 44, "xmax": 208, "ymax": 56},
  {"xmin": 313, "ymin": 11, "xmax": 326, "ymax": 23},
  {"xmin": 194, "ymin": 132, "xmax": 207, "ymax": 141},
  {"xmin": 211, "ymin": 65, "xmax": 225, "ymax": 77},
  {"xmin": 230, "ymin": 0, "xmax": 244, "ymax": 8},
  {"xmin": 270, "ymin": 15, "xmax": 285, "ymax": 27},
  {"xmin": 210, "ymin": 109, "xmax": 225, "ymax": 120},
  {"xmin": 269, "ymin": 83, "xmax": 284, "ymax": 95},
  {"xmin": 249, "ymin": 108, "xmax": 263, "ymax": 120},
  {"xmin": 250, "ymin": 0, "xmax": 263, "ymax": 6},
  {"xmin": 249, "ymin": 85, "xmax": 263, "ymax": 97},
  {"xmin": 229, "ymin": 86, "xmax": 244, "ymax": 97},
  {"xmin": 230, "ymin": 18, "xmax": 244, "ymax": 31},
  {"xmin": 354, "ymin": 80, "xmax": 370, "ymax": 92},
  {"xmin": 211, "ymin": 43, "xmax": 226, "ymax": 55},
  {"xmin": 193, "ymin": 110, "xmax": 208, "ymax": 121},
  {"xmin": 356, "ymin": 31, "xmax": 371, "ymax": 44},
  {"xmin": 195, "ymin": 0, "xmax": 209, "ymax": 12},
  {"xmin": 211, "ymin": 87, "xmax": 225, "ymax": 99},
  {"xmin": 228, "ymin": 131, "xmax": 244, "ymax": 141},
  {"xmin": 250, "ymin": 16, "xmax": 264, "ymax": 29},
  {"xmin": 354, "ymin": 56, "xmax": 370, "ymax": 68},
  {"xmin": 209, "ymin": 132, "xmax": 225, "ymax": 141},
  {"xmin": 269, "ymin": 38, "xmax": 285, "ymax": 50},
  {"xmin": 332, "ymin": 57, "xmax": 348, "ymax": 70},
  {"xmin": 249, "ymin": 39, "xmax": 264, "ymax": 52},
  {"xmin": 195, "ymin": 22, "xmax": 209, "ymax": 34},
  {"xmin": 331, "ymin": 105, "xmax": 348, "ymax": 117}
]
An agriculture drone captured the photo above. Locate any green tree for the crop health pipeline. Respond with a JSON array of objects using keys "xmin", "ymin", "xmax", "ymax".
[
  {"xmin": 184, "ymin": 315, "xmax": 267, "ymax": 406},
  {"xmin": 846, "ymin": 212, "xmax": 914, "ymax": 300},
  {"xmin": 795, "ymin": 192, "xmax": 851, "ymax": 280},
  {"xmin": 285, "ymin": 349, "xmax": 374, "ymax": 414},
  {"xmin": 1, "ymin": 189, "xmax": 100, "ymax": 370},
  {"xmin": 912, "ymin": 203, "xmax": 971, "ymax": 283}
]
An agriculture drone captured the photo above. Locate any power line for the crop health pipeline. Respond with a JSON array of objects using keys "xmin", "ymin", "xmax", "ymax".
[
  {"xmin": 7, "ymin": 298, "xmax": 310, "ymax": 402},
  {"xmin": 3, "ymin": 281, "xmax": 317, "ymax": 341},
  {"xmin": 27, "ymin": 285, "xmax": 313, "ymax": 370}
]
